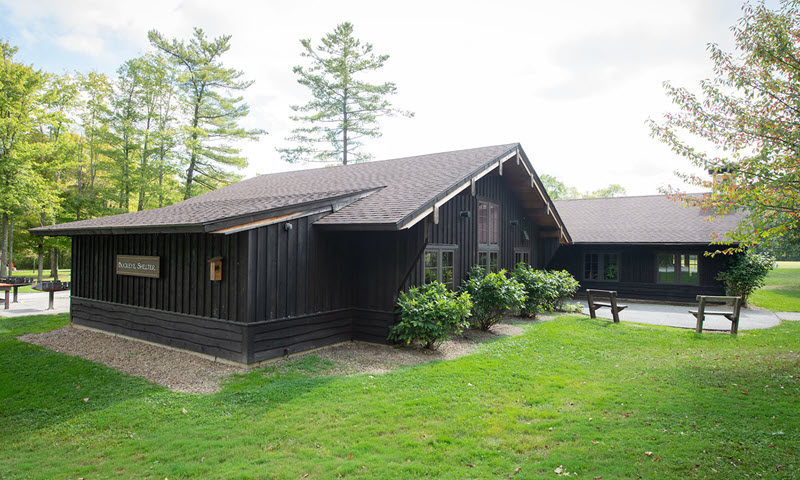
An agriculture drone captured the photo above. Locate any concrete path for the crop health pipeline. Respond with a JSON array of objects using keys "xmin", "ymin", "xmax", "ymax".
[
  {"xmin": 578, "ymin": 300, "xmax": 783, "ymax": 331},
  {"xmin": 0, "ymin": 291, "xmax": 71, "ymax": 317}
]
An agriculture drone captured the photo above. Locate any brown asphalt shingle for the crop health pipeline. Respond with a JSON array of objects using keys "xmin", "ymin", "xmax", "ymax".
[
  {"xmin": 33, "ymin": 143, "xmax": 520, "ymax": 235},
  {"xmin": 553, "ymin": 195, "xmax": 746, "ymax": 244}
]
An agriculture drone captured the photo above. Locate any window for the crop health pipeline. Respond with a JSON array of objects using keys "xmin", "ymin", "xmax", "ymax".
[
  {"xmin": 478, "ymin": 251, "xmax": 499, "ymax": 274},
  {"xmin": 424, "ymin": 246, "xmax": 456, "ymax": 289},
  {"xmin": 514, "ymin": 248, "xmax": 531, "ymax": 266},
  {"xmin": 584, "ymin": 253, "xmax": 619, "ymax": 281},
  {"xmin": 478, "ymin": 201, "xmax": 499, "ymax": 246},
  {"xmin": 478, "ymin": 200, "xmax": 500, "ymax": 273},
  {"xmin": 657, "ymin": 253, "xmax": 698, "ymax": 284}
]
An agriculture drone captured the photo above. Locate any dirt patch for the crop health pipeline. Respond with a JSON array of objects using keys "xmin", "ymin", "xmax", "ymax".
[{"xmin": 18, "ymin": 315, "xmax": 554, "ymax": 393}]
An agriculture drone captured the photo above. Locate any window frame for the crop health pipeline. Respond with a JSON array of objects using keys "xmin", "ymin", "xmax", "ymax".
[
  {"xmin": 514, "ymin": 248, "xmax": 531, "ymax": 266},
  {"xmin": 583, "ymin": 252, "xmax": 620, "ymax": 282},
  {"xmin": 477, "ymin": 200, "xmax": 500, "ymax": 248},
  {"xmin": 424, "ymin": 244, "xmax": 458, "ymax": 289},
  {"xmin": 477, "ymin": 199, "xmax": 500, "ymax": 274},
  {"xmin": 656, "ymin": 252, "xmax": 700, "ymax": 285}
]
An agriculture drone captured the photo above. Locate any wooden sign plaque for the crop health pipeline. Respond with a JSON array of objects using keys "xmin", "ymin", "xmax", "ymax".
[{"xmin": 116, "ymin": 255, "xmax": 160, "ymax": 278}]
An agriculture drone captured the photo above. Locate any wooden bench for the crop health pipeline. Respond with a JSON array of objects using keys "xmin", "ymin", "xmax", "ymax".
[
  {"xmin": 586, "ymin": 289, "xmax": 628, "ymax": 323},
  {"xmin": 690, "ymin": 295, "xmax": 743, "ymax": 334},
  {"xmin": 0, "ymin": 284, "xmax": 11, "ymax": 310}
]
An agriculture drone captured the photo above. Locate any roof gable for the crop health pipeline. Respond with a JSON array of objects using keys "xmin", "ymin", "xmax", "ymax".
[{"xmin": 33, "ymin": 143, "xmax": 568, "ymax": 239}]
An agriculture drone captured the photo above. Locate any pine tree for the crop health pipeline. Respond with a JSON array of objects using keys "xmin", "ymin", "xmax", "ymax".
[
  {"xmin": 148, "ymin": 28, "xmax": 264, "ymax": 199},
  {"xmin": 279, "ymin": 22, "xmax": 412, "ymax": 165}
]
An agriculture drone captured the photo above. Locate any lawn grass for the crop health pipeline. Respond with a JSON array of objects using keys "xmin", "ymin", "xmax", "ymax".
[
  {"xmin": 750, "ymin": 261, "xmax": 800, "ymax": 312},
  {"xmin": 764, "ymin": 261, "xmax": 800, "ymax": 287},
  {"xmin": 1, "ymin": 314, "xmax": 798, "ymax": 479},
  {"xmin": 2, "ymin": 269, "xmax": 71, "ymax": 294}
]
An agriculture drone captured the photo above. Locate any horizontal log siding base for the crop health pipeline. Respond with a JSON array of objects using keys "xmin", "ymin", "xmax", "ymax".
[
  {"xmin": 71, "ymin": 298, "xmax": 399, "ymax": 364},
  {"xmin": 71, "ymin": 297, "xmax": 248, "ymax": 362}
]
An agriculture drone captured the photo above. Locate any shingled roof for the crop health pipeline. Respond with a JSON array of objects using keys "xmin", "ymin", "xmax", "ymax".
[
  {"xmin": 33, "ymin": 143, "xmax": 568, "ymax": 238},
  {"xmin": 553, "ymin": 195, "xmax": 746, "ymax": 244}
]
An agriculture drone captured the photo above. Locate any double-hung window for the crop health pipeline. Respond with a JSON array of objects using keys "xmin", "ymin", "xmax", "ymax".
[
  {"xmin": 478, "ymin": 200, "xmax": 500, "ymax": 273},
  {"xmin": 584, "ymin": 253, "xmax": 619, "ymax": 281},
  {"xmin": 424, "ymin": 246, "xmax": 456, "ymax": 290},
  {"xmin": 657, "ymin": 253, "xmax": 699, "ymax": 284}
]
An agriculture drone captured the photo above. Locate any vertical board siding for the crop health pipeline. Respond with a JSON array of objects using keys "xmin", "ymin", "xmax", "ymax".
[
  {"xmin": 547, "ymin": 244, "xmax": 732, "ymax": 302},
  {"xmin": 422, "ymin": 173, "xmax": 538, "ymax": 288},
  {"xmin": 72, "ymin": 232, "xmax": 249, "ymax": 322}
]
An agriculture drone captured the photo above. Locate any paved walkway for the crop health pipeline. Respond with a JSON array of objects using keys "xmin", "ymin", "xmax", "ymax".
[
  {"xmin": 2, "ymin": 293, "xmax": 797, "ymax": 330},
  {"xmin": 577, "ymin": 300, "xmax": 794, "ymax": 331},
  {"xmin": 0, "ymin": 291, "xmax": 71, "ymax": 317}
]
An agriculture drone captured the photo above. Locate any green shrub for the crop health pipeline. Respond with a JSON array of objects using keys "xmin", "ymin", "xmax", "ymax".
[
  {"xmin": 716, "ymin": 251, "xmax": 776, "ymax": 305},
  {"xmin": 511, "ymin": 264, "xmax": 580, "ymax": 317},
  {"xmin": 389, "ymin": 282, "xmax": 472, "ymax": 349},
  {"xmin": 462, "ymin": 266, "xmax": 526, "ymax": 331}
]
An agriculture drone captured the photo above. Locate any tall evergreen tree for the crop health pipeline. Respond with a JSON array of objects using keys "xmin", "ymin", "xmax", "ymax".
[
  {"xmin": 148, "ymin": 27, "xmax": 264, "ymax": 199},
  {"xmin": 279, "ymin": 22, "xmax": 413, "ymax": 165}
]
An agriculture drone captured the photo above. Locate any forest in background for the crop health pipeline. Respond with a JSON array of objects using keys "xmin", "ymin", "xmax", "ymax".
[{"xmin": 0, "ymin": 29, "xmax": 262, "ymax": 277}]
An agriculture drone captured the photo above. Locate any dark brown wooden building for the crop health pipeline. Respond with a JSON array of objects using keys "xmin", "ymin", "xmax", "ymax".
[
  {"xmin": 33, "ymin": 143, "xmax": 569, "ymax": 364},
  {"xmin": 547, "ymin": 195, "xmax": 745, "ymax": 302}
]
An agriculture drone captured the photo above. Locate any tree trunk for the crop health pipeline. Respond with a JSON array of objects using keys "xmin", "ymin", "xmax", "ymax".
[
  {"xmin": 37, "ymin": 246, "xmax": 44, "ymax": 283},
  {"xmin": 342, "ymin": 89, "xmax": 348, "ymax": 166},
  {"xmin": 50, "ymin": 248, "xmax": 59, "ymax": 280},
  {"xmin": 0, "ymin": 212, "xmax": 7, "ymax": 278},
  {"xmin": 8, "ymin": 214, "xmax": 13, "ymax": 273}
]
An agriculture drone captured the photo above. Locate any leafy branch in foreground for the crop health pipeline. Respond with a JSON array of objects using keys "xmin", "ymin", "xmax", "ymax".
[{"xmin": 649, "ymin": 0, "xmax": 800, "ymax": 251}]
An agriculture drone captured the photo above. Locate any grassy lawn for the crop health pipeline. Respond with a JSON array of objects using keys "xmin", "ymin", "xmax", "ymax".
[
  {"xmin": 750, "ymin": 261, "xmax": 800, "ymax": 312},
  {"xmin": 2, "ymin": 269, "xmax": 71, "ymax": 294},
  {"xmin": 1, "ymin": 315, "xmax": 798, "ymax": 479}
]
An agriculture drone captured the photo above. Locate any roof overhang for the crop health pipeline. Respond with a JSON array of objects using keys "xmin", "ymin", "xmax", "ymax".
[
  {"xmin": 31, "ymin": 189, "xmax": 381, "ymax": 237},
  {"xmin": 389, "ymin": 145, "xmax": 572, "ymax": 243}
]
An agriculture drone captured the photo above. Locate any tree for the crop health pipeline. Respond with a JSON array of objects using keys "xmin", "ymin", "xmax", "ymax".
[
  {"xmin": 0, "ymin": 39, "xmax": 44, "ymax": 278},
  {"xmin": 148, "ymin": 28, "xmax": 263, "ymax": 199},
  {"xmin": 540, "ymin": 174, "xmax": 626, "ymax": 199},
  {"xmin": 649, "ymin": 0, "xmax": 800, "ymax": 250},
  {"xmin": 540, "ymin": 174, "xmax": 580, "ymax": 199},
  {"xmin": 584, "ymin": 184, "xmax": 627, "ymax": 198},
  {"xmin": 279, "ymin": 22, "xmax": 412, "ymax": 165}
]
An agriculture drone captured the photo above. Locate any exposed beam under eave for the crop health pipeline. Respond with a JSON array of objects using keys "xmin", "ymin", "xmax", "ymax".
[{"xmin": 209, "ymin": 207, "xmax": 331, "ymax": 235}]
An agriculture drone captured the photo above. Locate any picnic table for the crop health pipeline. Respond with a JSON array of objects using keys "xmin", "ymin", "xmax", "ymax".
[
  {"xmin": 0, "ymin": 284, "xmax": 11, "ymax": 309},
  {"xmin": 32, "ymin": 281, "xmax": 71, "ymax": 310},
  {"xmin": 0, "ymin": 277, "xmax": 34, "ymax": 303}
]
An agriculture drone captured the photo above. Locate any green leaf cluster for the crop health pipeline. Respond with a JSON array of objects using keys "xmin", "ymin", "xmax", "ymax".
[
  {"xmin": 462, "ymin": 266, "xmax": 526, "ymax": 331},
  {"xmin": 389, "ymin": 281, "xmax": 472, "ymax": 349},
  {"xmin": 715, "ymin": 251, "xmax": 777, "ymax": 305},
  {"xmin": 511, "ymin": 264, "xmax": 580, "ymax": 317}
]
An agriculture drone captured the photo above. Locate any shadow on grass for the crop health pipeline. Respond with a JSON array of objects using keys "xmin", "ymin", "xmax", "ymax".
[{"xmin": 0, "ymin": 314, "xmax": 162, "ymax": 435}]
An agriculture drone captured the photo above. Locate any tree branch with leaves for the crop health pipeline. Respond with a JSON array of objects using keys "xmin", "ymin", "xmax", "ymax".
[{"xmin": 649, "ymin": 0, "xmax": 800, "ymax": 250}]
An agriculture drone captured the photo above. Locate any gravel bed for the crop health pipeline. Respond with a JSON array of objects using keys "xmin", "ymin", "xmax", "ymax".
[
  {"xmin": 18, "ymin": 326, "xmax": 245, "ymax": 394},
  {"xmin": 18, "ymin": 315, "xmax": 555, "ymax": 393}
]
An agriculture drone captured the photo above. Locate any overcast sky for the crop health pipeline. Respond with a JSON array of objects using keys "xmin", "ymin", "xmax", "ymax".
[{"xmin": 0, "ymin": 0, "xmax": 755, "ymax": 195}]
